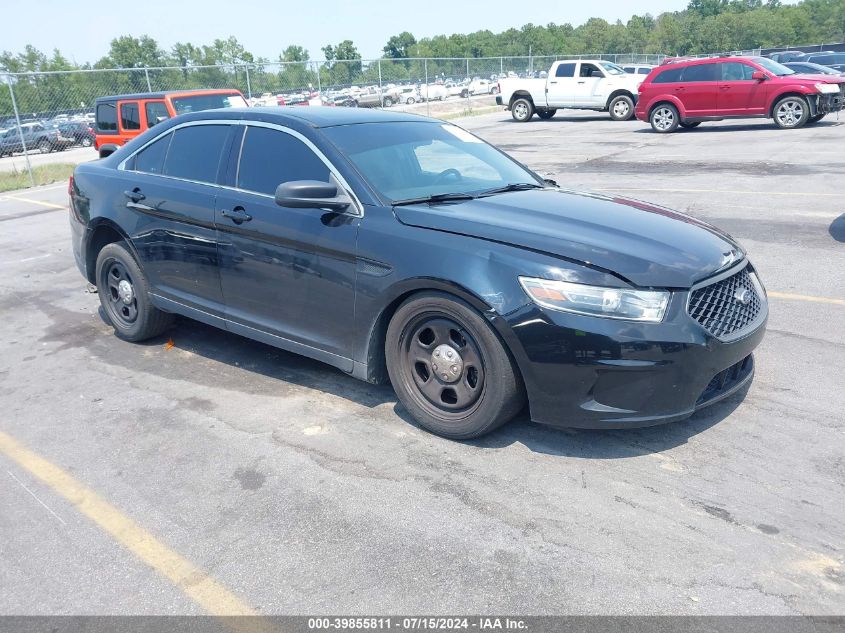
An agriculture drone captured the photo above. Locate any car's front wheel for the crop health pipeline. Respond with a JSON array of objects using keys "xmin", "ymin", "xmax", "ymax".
[
  {"xmin": 773, "ymin": 96, "xmax": 810, "ymax": 129},
  {"xmin": 511, "ymin": 98, "xmax": 534, "ymax": 122},
  {"xmin": 608, "ymin": 95, "xmax": 635, "ymax": 121},
  {"xmin": 386, "ymin": 292, "xmax": 524, "ymax": 439},
  {"xmin": 38, "ymin": 139, "xmax": 51, "ymax": 153},
  {"xmin": 95, "ymin": 242, "xmax": 173, "ymax": 342},
  {"xmin": 650, "ymin": 103, "xmax": 680, "ymax": 133},
  {"xmin": 81, "ymin": 137, "xmax": 93, "ymax": 147}
]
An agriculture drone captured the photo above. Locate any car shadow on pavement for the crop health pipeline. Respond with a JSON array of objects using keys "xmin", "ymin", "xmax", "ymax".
[
  {"xmin": 465, "ymin": 385, "xmax": 749, "ymax": 458},
  {"xmin": 633, "ymin": 120, "xmax": 844, "ymax": 134},
  {"xmin": 829, "ymin": 213, "xmax": 845, "ymax": 242},
  {"xmin": 99, "ymin": 311, "xmax": 748, "ymax": 456}
]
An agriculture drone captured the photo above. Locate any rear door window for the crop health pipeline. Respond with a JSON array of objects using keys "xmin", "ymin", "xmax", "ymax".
[
  {"xmin": 163, "ymin": 124, "xmax": 230, "ymax": 184},
  {"xmin": 681, "ymin": 63, "xmax": 719, "ymax": 82},
  {"xmin": 721, "ymin": 62, "xmax": 756, "ymax": 81},
  {"xmin": 237, "ymin": 126, "xmax": 330, "ymax": 196},
  {"xmin": 96, "ymin": 103, "xmax": 117, "ymax": 132},
  {"xmin": 554, "ymin": 63, "xmax": 576, "ymax": 78},
  {"xmin": 120, "ymin": 102, "xmax": 140, "ymax": 131}
]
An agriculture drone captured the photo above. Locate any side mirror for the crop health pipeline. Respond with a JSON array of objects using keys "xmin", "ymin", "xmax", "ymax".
[
  {"xmin": 275, "ymin": 177, "xmax": 351, "ymax": 211},
  {"xmin": 751, "ymin": 71, "xmax": 768, "ymax": 81}
]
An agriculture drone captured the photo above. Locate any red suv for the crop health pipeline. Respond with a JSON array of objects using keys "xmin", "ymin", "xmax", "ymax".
[{"xmin": 635, "ymin": 56, "xmax": 845, "ymax": 132}]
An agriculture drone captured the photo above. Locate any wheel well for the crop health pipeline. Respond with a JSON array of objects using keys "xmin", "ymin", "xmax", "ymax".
[
  {"xmin": 509, "ymin": 91, "xmax": 534, "ymax": 108},
  {"xmin": 362, "ymin": 286, "xmax": 520, "ymax": 387},
  {"xmin": 606, "ymin": 90, "xmax": 634, "ymax": 109},
  {"xmin": 85, "ymin": 223, "xmax": 126, "ymax": 284},
  {"xmin": 769, "ymin": 92, "xmax": 810, "ymax": 118},
  {"xmin": 648, "ymin": 100, "xmax": 678, "ymax": 118}
]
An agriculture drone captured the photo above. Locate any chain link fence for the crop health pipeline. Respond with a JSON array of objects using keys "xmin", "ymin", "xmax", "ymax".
[{"xmin": 0, "ymin": 51, "xmax": 709, "ymax": 187}]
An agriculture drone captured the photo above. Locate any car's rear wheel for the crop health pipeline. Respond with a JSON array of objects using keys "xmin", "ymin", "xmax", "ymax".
[
  {"xmin": 680, "ymin": 121, "xmax": 701, "ymax": 129},
  {"xmin": 95, "ymin": 242, "xmax": 173, "ymax": 342},
  {"xmin": 650, "ymin": 104, "xmax": 680, "ymax": 133},
  {"xmin": 536, "ymin": 109, "xmax": 556, "ymax": 120},
  {"xmin": 773, "ymin": 96, "xmax": 810, "ymax": 129},
  {"xmin": 382, "ymin": 96, "xmax": 394, "ymax": 107},
  {"xmin": 38, "ymin": 139, "xmax": 51, "ymax": 153},
  {"xmin": 511, "ymin": 98, "xmax": 534, "ymax": 122},
  {"xmin": 81, "ymin": 137, "xmax": 93, "ymax": 147},
  {"xmin": 386, "ymin": 292, "xmax": 524, "ymax": 439},
  {"xmin": 406, "ymin": 96, "xmax": 415, "ymax": 104},
  {"xmin": 609, "ymin": 95, "xmax": 635, "ymax": 121}
]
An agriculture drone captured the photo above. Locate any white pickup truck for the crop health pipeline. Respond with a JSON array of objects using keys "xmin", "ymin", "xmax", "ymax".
[{"xmin": 496, "ymin": 60, "xmax": 645, "ymax": 122}]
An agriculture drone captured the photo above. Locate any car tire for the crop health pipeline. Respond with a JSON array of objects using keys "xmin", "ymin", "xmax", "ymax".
[
  {"xmin": 406, "ymin": 97, "xmax": 416, "ymax": 104},
  {"xmin": 95, "ymin": 242, "xmax": 173, "ymax": 342},
  {"xmin": 608, "ymin": 94, "xmax": 635, "ymax": 121},
  {"xmin": 490, "ymin": 86, "xmax": 500, "ymax": 95},
  {"xmin": 38, "ymin": 139, "xmax": 51, "ymax": 153},
  {"xmin": 536, "ymin": 109, "xmax": 556, "ymax": 120},
  {"xmin": 386, "ymin": 292, "xmax": 524, "ymax": 440},
  {"xmin": 773, "ymin": 95, "xmax": 810, "ymax": 129},
  {"xmin": 807, "ymin": 113, "xmax": 825, "ymax": 124},
  {"xmin": 650, "ymin": 103, "xmax": 680, "ymax": 133},
  {"xmin": 679, "ymin": 121, "xmax": 701, "ymax": 129},
  {"xmin": 81, "ymin": 137, "xmax": 93, "ymax": 147},
  {"xmin": 511, "ymin": 97, "xmax": 534, "ymax": 122},
  {"xmin": 383, "ymin": 96, "xmax": 394, "ymax": 107}
]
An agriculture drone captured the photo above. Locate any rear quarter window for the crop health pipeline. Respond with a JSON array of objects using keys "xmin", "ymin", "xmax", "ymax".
[
  {"xmin": 652, "ymin": 67, "xmax": 683, "ymax": 84},
  {"xmin": 96, "ymin": 103, "xmax": 117, "ymax": 132}
]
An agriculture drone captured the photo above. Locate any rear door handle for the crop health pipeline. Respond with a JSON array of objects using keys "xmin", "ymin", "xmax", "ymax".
[
  {"xmin": 123, "ymin": 188, "xmax": 145, "ymax": 202},
  {"xmin": 221, "ymin": 206, "xmax": 252, "ymax": 225},
  {"xmin": 577, "ymin": 81, "xmax": 586, "ymax": 84},
  {"xmin": 674, "ymin": 87, "xmax": 686, "ymax": 91}
]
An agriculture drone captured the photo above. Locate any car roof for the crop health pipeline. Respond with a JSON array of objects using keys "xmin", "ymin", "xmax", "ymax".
[
  {"xmin": 94, "ymin": 89, "xmax": 242, "ymax": 103},
  {"xmin": 180, "ymin": 106, "xmax": 434, "ymax": 128}
]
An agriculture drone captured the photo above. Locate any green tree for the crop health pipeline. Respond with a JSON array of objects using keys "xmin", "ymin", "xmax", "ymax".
[{"xmin": 383, "ymin": 32, "xmax": 417, "ymax": 58}]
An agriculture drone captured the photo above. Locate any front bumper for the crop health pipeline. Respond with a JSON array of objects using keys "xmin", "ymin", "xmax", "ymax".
[
  {"xmin": 817, "ymin": 91, "xmax": 845, "ymax": 114},
  {"xmin": 504, "ymin": 273, "xmax": 767, "ymax": 429}
]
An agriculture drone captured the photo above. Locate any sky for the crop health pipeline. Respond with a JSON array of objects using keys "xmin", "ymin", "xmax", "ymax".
[{"xmin": 5, "ymin": 0, "xmax": 691, "ymax": 64}]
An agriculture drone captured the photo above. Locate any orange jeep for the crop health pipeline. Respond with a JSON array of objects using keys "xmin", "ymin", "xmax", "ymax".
[{"xmin": 94, "ymin": 89, "xmax": 247, "ymax": 157}]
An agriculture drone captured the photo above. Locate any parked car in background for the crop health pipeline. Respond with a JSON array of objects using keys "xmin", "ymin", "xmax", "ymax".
[
  {"xmin": 354, "ymin": 87, "xmax": 393, "ymax": 108},
  {"xmin": 622, "ymin": 64, "xmax": 656, "ymax": 75},
  {"xmin": 497, "ymin": 59, "xmax": 643, "ymax": 121},
  {"xmin": 94, "ymin": 88, "xmax": 247, "ymax": 158},
  {"xmin": 635, "ymin": 56, "xmax": 845, "ymax": 132},
  {"xmin": 0, "ymin": 121, "xmax": 75, "ymax": 156},
  {"xmin": 461, "ymin": 79, "xmax": 499, "ymax": 97},
  {"xmin": 69, "ymin": 107, "xmax": 766, "ymax": 440},
  {"xmin": 394, "ymin": 86, "xmax": 420, "ymax": 104},
  {"xmin": 420, "ymin": 83, "xmax": 448, "ymax": 101},
  {"xmin": 331, "ymin": 94, "xmax": 358, "ymax": 107},
  {"xmin": 56, "ymin": 120, "xmax": 96, "ymax": 147},
  {"xmin": 784, "ymin": 61, "xmax": 845, "ymax": 76},
  {"xmin": 804, "ymin": 53, "xmax": 845, "ymax": 73},
  {"xmin": 767, "ymin": 51, "xmax": 806, "ymax": 63}
]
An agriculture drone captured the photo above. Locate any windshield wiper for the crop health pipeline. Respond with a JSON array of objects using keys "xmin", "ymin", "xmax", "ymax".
[
  {"xmin": 476, "ymin": 182, "xmax": 545, "ymax": 197},
  {"xmin": 392, "ymin": 192, "xmax": 476, "ymax": 206}
]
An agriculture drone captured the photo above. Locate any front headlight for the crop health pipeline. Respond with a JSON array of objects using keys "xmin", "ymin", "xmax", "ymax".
[
  {"xmin": 815, "ymin": 83, "xmax": 840, "ymax": 94},
  {"xmin": 518, "ymin": 277, "xmax": 670, "ymax": 322}
]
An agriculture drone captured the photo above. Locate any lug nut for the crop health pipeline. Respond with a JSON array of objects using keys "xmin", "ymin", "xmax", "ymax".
[
  {"xmin": 446, "ymin": 351, "xmax": 453, "ymax": 359},
  {"xmin": 433, "ymin": 364, "xmax": 438, "ymax": 370},
  {"xmin": 451, "ymin": 365, "xmax": 458, "ymax": 372}
]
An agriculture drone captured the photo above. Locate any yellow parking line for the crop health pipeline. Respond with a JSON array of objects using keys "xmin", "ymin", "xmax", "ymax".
[
  {"xmin": 0, "ymin": 194, "xmax": 66, "ymax": 210},
  {"xmin": 593, "ymin": 187, "xmax": 840, "ymax": 197},
  {"xmin": 0, "ymin": 430, "xmax": 258, "ymax": 618},
  {"xmin": 768, "ymin": 291, "xmax": 845, "ymax": 306}
]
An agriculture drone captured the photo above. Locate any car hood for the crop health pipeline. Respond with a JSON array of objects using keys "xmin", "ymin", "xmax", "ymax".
[
  {"xmin": 394, "ymin": 189, "xmax": 744, "ymax": 288},
  {"xmin": 787, "ymin": 74, "xmax": 845, "ymax": 84}
]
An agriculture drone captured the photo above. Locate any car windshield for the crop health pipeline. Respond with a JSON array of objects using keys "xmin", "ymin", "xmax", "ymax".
[
  {"xmin": 170, "ymin": 92, "xmax": 247, "ymax": 115},
  {"xmin": 600, "ymin": 62, "xmax": 626, "ymax": 75},
  {"xmin": 753, "ymin": 57, "xmax": 795, "ymax": 76},
  {"xmin": 323, "ymin": 122, "xmax": 542, "ymax": 203}
]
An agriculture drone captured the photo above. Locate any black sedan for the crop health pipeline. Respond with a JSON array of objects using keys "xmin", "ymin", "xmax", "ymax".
[{"xmin": 69, "ymin": 108, "xmax": 767, "ymax": 439}]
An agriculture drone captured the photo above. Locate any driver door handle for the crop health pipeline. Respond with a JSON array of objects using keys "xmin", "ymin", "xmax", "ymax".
[
  {"xmin": 221, "ymin": 206, "xmax": 252, "ymax": 225},
  {"xmin": 123, "ymin": 188, "xmax": 145, "ymax": 202}
]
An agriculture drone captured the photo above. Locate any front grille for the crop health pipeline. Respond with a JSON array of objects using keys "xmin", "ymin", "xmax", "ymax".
[
  {"xmin": 688, "ymin": 266, "xmax": 763, "ymax": 340},
  {"xmin": 696, "ymin": 355, "xmax": 753, "ymax": 407}
]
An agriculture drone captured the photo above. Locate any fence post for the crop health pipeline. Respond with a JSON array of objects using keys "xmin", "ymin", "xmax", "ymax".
[
  {"xmin": 5, "ymin": 74, "xmax": 35, "ymax": 188},
  {"xmin": 244, "ymin": 65, "xmax": 252, "ymax": 99},
  {"xmin": 500, "ymin": 57, "xmax": 503, "ymax": 76},
  {"xmin": 144, "ymin": 66, "xmax": 152, "ymax": 92},
  {"xmin": 377, "ymin": 59, "xmax": 382, "ymax": 108},
  {"xmin": 315, "ymin": 61, "xmax": 321, "ymax": 94},
  {"xmin": 424, "ymin": 59, "xmax": 429, "ymax": 117}
]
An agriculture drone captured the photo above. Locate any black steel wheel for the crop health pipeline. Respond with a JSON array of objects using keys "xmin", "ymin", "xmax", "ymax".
[
  {"xmin": 95, "ymin": 241, "xmax": 173, "ymax": 342},
  {"xmin": 386, "ymin": 292, "xmax": 524, "ymax": 439}
]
